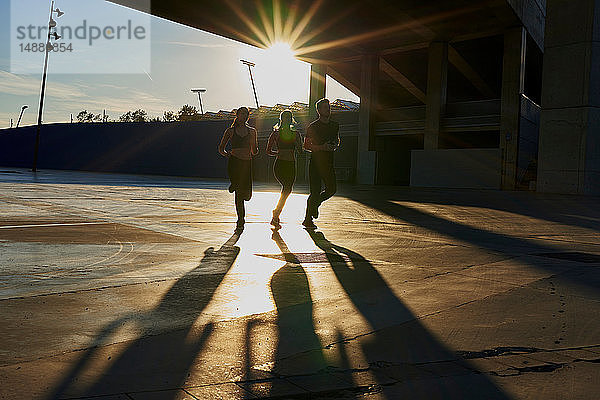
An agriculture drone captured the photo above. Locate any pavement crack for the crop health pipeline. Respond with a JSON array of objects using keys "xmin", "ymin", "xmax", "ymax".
[
  {"xmin": 422, "ymin": 263, "xmax": 478, "ymax": 279},
  {"xmin": 491, "ymin": 363, "xmax": 566, "ymax": 377},
  {"xmin": 457, "ymin": 346, "xmax": 542, "ymax": 359}
]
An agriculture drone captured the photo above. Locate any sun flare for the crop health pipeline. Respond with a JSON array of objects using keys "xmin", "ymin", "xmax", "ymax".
[
  {"xmin": 239, "ymin": 41, "xmax": 308, "ymax": 106},
  {"xmin": 263, "ymin": 41, "xmax": 297, "ymax": 67}
]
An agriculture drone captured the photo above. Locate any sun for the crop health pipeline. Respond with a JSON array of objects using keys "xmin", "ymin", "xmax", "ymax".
[
  {"xmin": 244, "ymin": 41, "xmax": 307, "ymax": 106},
  {"xmin": 263, "ymin": 41, "xmax": 297, "ymax": 67}
]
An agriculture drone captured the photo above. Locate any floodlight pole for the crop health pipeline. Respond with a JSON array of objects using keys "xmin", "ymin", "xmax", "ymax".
[
  {"xmin": 240, "ymin": 59, "xmax": 259, "ymax": 109},
  {"xmin": 16, "ymin": 105, "xmax": 28, "ymax": 128},
  {"xmin": 191, "ymin": 89, "xmax": 206, "ymax": 114},
  {"xmin": 33, "ymin": 0, "xmax": 62, "ymax": 172}
]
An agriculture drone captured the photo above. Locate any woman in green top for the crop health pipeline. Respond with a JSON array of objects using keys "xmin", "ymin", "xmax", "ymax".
[{"xmin": 266, "ymin": 109, "xmax": 303, "ymax": 228}]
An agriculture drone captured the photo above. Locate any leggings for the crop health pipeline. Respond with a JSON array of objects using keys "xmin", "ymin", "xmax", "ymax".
[
  {"xmin": 273, "ymin": 159, "xmax": 296, "ymax": 215},
  {"xmin": 228, "ymin": 156, "xmax": 252, "ymax": 220}
]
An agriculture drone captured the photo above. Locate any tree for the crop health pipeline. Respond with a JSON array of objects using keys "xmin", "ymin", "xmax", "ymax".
[
  {"xmin": 131, "ymin": 109, "xmax": 148, "ymax": 122},
  {"xmin": 177, "ymin": 104, "xmax": 201, "ymax": 121},
  {"xmin": 119, "ymin": 109, "xmax": 148, "ymax": 122},
  {"xmin": 76, "ymin": 110, "xmax": 101, "ymax": 123},
  {"xmin": 163, "ymin": 110, "xmax": 177, "ymax": 122},
  {"xmin": 118, "ymin": 111, "xmax": 132, "ymax": 122}
]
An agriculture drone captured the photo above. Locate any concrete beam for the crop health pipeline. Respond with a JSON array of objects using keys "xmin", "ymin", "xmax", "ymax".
[
  {"xmin": 380, "ymin": 58, "xmax": 426, "ymax": 103},
  {"xmin": 424, "ymin": 42, "xmax": 448, "ymax": 150},
  {"xmin": 391, "ymin": 11, "xmax": 497, "ymax": 99},
  {"xmin": 326, "ymin": 66, "xmax": 360, "ymax": 96},
  {"xmin": 309, "ymin": 64, "xmax": 326, "ymax": 120},
  {"xmin": 448, "ymin": 47, "xmax": 497, "ymax": 98}
]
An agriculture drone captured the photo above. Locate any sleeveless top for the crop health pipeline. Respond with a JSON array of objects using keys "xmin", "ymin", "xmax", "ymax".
[
  {"xmin": 276, "ymin": 126, "xmax": 297, "ymax": 150},
  {"xmin": 231, "ymin": 125, "xmax": 251, "ymax": 149}
]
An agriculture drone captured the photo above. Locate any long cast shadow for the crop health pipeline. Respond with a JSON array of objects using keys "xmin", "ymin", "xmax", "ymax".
[
  {"xmin": 269, "ymin": 230, "xmax": 327, "ymax": 383},
  {"xmin": 345, "ymin": 193, "xmax": 600, "ymax": 293},
  {"xmin": 307, "ymin": 230, "xmax": 511, "ymax": 399},
  {"xmin": 343, "ymin": 186, "xmax": 600, "ymax": 235},
  {"xmin": 47, "ymin": 232, "xmax": 242, "ymax": 399}
]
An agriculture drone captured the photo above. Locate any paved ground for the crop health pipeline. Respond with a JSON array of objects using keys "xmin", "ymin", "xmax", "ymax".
[{"xmin": 0, "ymin": 168, "xmax": 599, "ymax": 400}]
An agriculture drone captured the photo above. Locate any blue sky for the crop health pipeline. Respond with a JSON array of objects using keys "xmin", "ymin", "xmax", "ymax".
[{"xmin": 0, "ymin": 0, "xmax": 358, "ymax": 127}]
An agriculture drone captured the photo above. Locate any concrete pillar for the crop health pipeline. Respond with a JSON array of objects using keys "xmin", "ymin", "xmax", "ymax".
[
  {"xmin": 424, "ymin": 42, "xmax": 448, "ymax": 150},
  {"xmin": 309, "ymin": 64, "xmax": 326, "ymax": 120},
  {"xmin": 500, "ymin": 28, "xmax": 526, "ymax": 190},
  {"xmin": 537, "ymin": 0, "xmax": 600, "ymax": 195},
  {"xmin": 305, "ymin": 63, "xmax": 327, "ymax": 183},
  {"xmin": 357, "ymin": 54, "xmax": 379, "ymax": 184}
]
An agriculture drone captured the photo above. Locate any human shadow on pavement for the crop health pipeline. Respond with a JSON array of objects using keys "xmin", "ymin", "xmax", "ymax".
[
  {"xmin": 235, "ymin": 230, "xmax": 329, "ymax": 399},
  {"xmin": 47, "ymin": 232, "xmax": 242, "ymax": 400},
  {"xmin": 307, "ymin": 229, "xmax": 511, "ymax": 399},
  {"xmin": 267, "ymin": 230, "xmax": 327, "ymax": 393}
]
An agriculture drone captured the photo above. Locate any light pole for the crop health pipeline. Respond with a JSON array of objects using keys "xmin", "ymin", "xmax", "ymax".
[
  {"xmin": 16, "ymin": 105, "xmax": 29, "ymax": 128},
  {"xmin": 240, "ymin": 59, "xmax": 259, "ymax": 110},
  {"xmin": 191, "ymin": 88, "xmax": 206, "ymax": 114},
  {"xmin": 32, "ymin": 0, "xmax": 64, "ymax": 172}
]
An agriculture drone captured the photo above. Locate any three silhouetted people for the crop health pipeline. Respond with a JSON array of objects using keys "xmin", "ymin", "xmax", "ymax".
[{"xmin": 219, "ymin": 99, "xmax": 339, "ymax": 231}]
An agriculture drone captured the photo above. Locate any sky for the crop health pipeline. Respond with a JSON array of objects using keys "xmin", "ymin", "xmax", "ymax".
[{"xmin": 0, "ymin": 0, "xmax": 358, "ymax": 128}]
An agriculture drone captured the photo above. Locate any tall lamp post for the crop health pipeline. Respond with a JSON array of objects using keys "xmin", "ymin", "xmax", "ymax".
[
  {"xmin": 240, "ymin": 59, "xmax": 259, "ymax": 110},
  {"xmin": 16, "ymin": 105, "xmax": 29, "ymax": 128},
  {"xmin": 32, "ymin": 1, "xmax": 64, "ymax": 172},
  {"xmin": 191, "ymin": 88, "xmax": 206, "ymax": 114}
]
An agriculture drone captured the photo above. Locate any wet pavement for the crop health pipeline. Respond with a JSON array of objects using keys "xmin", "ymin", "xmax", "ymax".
[{"xmin": 0, "ymin": 168, "xmax": 599, "ymax": 399}]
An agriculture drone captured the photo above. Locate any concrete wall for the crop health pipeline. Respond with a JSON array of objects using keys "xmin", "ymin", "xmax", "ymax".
[
  {"xmin": 0, "ymin": 121, "xmax": 231, "ymax": 178},
  {"xmin": 0, "ymin": 113, "xmax": 360, "ymax": 182},
  {"xmin": 537, "ymin": 0, "xmax": 600, "ymax": 195},
  {"xmin": 410, "ymin": 149, "xmax": 502, "ymax": 189}
]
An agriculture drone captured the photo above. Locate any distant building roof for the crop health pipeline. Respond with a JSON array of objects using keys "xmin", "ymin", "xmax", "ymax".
[{"xmin": 198, "ymin": 99, "xmax": 358, "ymax": 120}]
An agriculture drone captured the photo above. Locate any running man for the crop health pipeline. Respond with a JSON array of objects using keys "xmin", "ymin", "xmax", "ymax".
[{"xmin": 302, "ymin": 98, "xmax": 340, "ymax": 229}]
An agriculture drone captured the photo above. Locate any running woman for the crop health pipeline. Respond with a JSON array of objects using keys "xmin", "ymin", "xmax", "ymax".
[
  {"xmin": 266, "ymin": 109, "xmax": 303, "ymax": 228},
  {"xmin": 218, "ymin": 106, "xmax": 259, "ymax": 231}
]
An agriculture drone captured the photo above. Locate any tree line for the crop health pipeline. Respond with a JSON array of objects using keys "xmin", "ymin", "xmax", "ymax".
[{"xmin": 75, "ymin": 105, "xmax": 203, "ymax": 123}]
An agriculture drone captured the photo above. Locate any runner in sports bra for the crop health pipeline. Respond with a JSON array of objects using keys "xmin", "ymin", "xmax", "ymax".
[
  {"xmin": 266, "ymin": 109, "xmax": 303, "ymax": 228},
  {"xmin": 218, "ymin": 106, "xmax": 259, "ymax": 230}
]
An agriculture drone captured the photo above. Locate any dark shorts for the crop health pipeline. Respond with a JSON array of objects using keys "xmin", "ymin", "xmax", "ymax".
[
  {"xmin": 273, "ymin": 159, "xmax": 296, "ymax": 188},
  {"xmin": 228, "ymin": 156, "xmax": 252, "ymax": 201}
]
